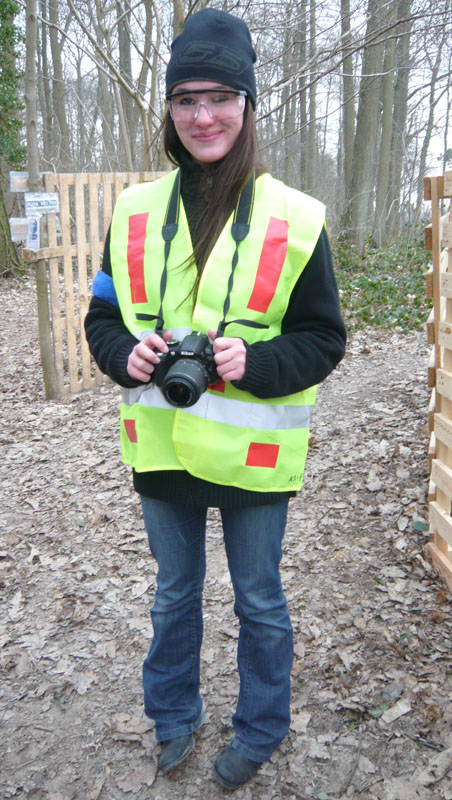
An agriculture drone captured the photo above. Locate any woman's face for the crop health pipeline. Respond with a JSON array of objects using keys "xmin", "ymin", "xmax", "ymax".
[{"xmin": 170, "ymin": 81, "xmax": 245, "ymax": 163}]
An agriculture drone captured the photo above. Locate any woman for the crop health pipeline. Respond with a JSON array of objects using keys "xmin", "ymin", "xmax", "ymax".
[{"xmin": 85, "ymin": 8, "xmax": 346, "ymax": 790}]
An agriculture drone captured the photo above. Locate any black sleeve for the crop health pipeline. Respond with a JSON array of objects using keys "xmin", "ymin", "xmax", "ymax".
[
  {"xmin": 84, "ymin": 297, "xmax": 142, "ymax": 387},
  {"xmin": 232, "ymin": 227, "xmax": 346, "ymax": 398}
]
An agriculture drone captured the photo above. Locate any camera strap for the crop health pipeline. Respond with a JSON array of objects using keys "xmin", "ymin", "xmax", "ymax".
[
  {"xmin": 135, "ymin": 169, "xmax": 181, "ymax": 334},
  {"xmin": 135, "ymin": 167, "xmax": 269, "ymax": 338},
  {"xmin": 216, "ymin": 170, "xmax": 269, "ymax": 338}
]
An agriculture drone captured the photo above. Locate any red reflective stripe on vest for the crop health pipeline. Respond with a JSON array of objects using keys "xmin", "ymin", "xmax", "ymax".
[
  {"xmin": 247, "ymin": 217, "xmax": 289, "ymax": 313},
  {"xmin": 209, "ymin": 379, "xmax": 226, "ymax": 393},
  {"xmin": 246, "ymin": 442, "xmax": 279, "ymax": 468},
  {"xmin": 127, "ymin": 213, "xmax": 149, "ymax": 303},
  {"xmin": 124, "ymin": 419, "xmax": 137, "ymax": 442}
]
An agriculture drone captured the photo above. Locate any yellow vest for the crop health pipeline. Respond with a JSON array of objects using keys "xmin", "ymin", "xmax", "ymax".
[{"xmin": 110, "ymin": 170, "xmax": 325, "ymax": 492}]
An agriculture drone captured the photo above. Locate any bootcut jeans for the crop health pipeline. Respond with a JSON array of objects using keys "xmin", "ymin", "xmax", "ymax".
[{"xmin": 140, "ymin": 496, "xmax": 293, "ymax": 763}]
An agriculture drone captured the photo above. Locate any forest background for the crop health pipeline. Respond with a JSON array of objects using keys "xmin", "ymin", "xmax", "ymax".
[{"xmin": 0, "ymin": 0, "xmax": 451, "ymax": 330}]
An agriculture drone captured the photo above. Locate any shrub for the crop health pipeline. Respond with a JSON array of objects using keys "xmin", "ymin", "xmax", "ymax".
[{"xmin": 331, "ymin": 236, "xmax": 431, "ymax": 332}]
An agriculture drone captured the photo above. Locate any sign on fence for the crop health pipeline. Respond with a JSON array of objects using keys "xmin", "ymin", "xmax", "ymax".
[
  {"xmin": 9, "ymin": 171, "xmax": 51, "ymax": 192},
  {"xmin": 25, "ymin": 192, "xmax": 60, "ymax": 215},
  {"xmin": 27, "ymin": 217, "xmax": 40, "ymax": 251},
  {"xmin": 9, "ymin": 217, "xmax": 29, "ymax": 243},
  {"xmin": 10, "ymin": 216, "xmax": 41, "ymax": 249}
]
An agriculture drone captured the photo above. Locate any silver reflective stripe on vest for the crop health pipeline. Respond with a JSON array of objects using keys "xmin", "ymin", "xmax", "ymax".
[
  {"xmin": 123, "ymin": 381, "xmax": 178, "ymax": 411},
  {"xmin": 123, "ymin": 382, "xmax": 313, "ymax": 430},
  {"xmin": 183, "ymin": 392, "xmax": 313, "ymax": 430}
]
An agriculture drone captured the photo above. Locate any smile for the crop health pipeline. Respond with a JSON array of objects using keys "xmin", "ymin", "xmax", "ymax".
[{"xmin": 194, "ymin": 132, "xmax": 222, "ymax": 141}]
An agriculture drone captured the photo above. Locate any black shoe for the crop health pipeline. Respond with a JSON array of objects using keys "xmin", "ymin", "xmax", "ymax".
[
  {"xmin": 159, "ymin": 733, "xmax": 194, "ymax": 774},
  {"xmin": 213, "ymin": 745, "xmax": 261, "ymax": 790}
]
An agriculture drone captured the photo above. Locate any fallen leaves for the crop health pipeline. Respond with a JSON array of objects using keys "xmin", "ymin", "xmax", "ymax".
[
  {"xmin": 380, "ymin": 698, "xmax": 412, "ymax": 724},
  {"xmin": 1, "ymin": 284, "xmax": 452, "ymax": 799}
]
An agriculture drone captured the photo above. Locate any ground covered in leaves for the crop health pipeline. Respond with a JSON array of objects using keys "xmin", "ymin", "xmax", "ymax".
[{"xmin": 1, "ymin": 277, "xmax": 452, "ymax": 800}]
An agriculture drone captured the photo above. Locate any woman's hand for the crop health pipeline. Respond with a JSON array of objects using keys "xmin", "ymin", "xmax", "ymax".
[
  {"xmin": 127, "ymin": 330, "xmax": 173, "ymax": 382},
  {"xmin": 209, "ymin": 329, "xmax": 247, "ymax": 382}
]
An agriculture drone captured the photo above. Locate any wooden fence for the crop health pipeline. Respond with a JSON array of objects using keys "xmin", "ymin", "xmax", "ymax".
[
  {"xmin": 24, "ymin": 171, "xmax": 166, "ymax": 396},
  {"xmin": 425, "ymin": 170, "xmax": 452, "ymax": 591}
]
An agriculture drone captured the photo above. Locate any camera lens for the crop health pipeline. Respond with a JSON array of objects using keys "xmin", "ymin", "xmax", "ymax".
[
  {"xmin": 162, "ymin": 359, "xmax": 209, "ymax": 407},
  {"xmin": 165, "ymin": 382, "xmax": 193, "ymax": 407}
]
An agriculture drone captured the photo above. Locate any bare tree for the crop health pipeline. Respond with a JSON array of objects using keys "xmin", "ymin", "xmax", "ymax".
[
  {"xmin": 373, "ymin": 0, "xmax": 397, "ymax": 245},
  {"xmin": 48, "ymin": 0, "xmax": 72, "ymax": 171},
  {"xmin": 0, "ymin": 0, "xmax": 23, "ymax": 274},
  {"xmin": 25, "ymin": 0, "xmax": 40, "ymax": 188},
  {"xmin": 341, "ymin": 0, "xmax": 386, "ymax": 250},
  {"xmin": 306, "ymin": 0, "xmax": 317, "ymax": 193},
  {"xmin": 413, "ymin": 30, "xmax": 449, "ymax": 226},
  {"xmin": 26, "ymin": 0, "xmax": 59, "ymax": 398},
  {"xmin": 38, "ymin": 0, "xmax": 53, "ymax": 169},
  {"xmin": 384, "ymin": 0, "xmax": 410, "ymax": 238},
  {"xmin": 298, "ymin": 0, "xmax": 308, "ymax": 189},
  {"xmin": 340, "ymin": 0, "xmax": 354, "ymax": 197}
]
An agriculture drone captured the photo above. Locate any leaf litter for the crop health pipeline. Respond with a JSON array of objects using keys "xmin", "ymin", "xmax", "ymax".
[{"xmin": 1, "ymin": 277, "xmax": 452, "ymax": 799}]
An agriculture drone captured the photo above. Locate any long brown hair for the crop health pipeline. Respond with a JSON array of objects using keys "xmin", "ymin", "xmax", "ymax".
[{"xmin": 163, "ymin": 102, "xmax": 264, "ymax": 297}]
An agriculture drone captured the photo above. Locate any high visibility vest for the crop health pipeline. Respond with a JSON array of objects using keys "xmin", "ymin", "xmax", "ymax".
[{"xmin": 110, "ymin": 170, "xmax": 325, "ymax": 492}]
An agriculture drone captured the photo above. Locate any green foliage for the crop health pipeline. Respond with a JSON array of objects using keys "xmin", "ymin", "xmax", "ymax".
[
  {"xmin": 331, "ymin": 235, "xmax": 432, "ymax": 332},
  {"xmin": 0, "ymin": 0, "xmax": 25, "ymax": 168}
]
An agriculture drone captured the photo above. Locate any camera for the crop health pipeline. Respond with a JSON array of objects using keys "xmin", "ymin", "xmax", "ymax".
[{"xmin": 153, "ymin": 331, "xmax": 219, "ymax": 408}]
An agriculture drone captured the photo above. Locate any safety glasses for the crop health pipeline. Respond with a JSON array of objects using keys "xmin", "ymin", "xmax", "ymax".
[{"xmin": 166, "ymin": 88, "xmax": 247, "ymax": 122}]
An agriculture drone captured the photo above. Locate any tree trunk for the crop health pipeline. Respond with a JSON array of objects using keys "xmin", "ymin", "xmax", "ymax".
[
  {"xmin": 75, "ymin": 55, "xmax": 84, "ymax": 170},
  {"xmin": 341, "ymin": 0, "xmax": 354, "ymax": 198},
  {"xmin": 25, "ymin": 0, "xmax": 40, "ymax": 188},
  {"xmin": 113, "ymin": 80, "xmax": 133, "ymax": 170},
  {"xmin": 38, "ymin": 0, "xmax": 53, "ymax": 169},
  {"xmin": 129, "ymin": 0, "xmax": 152, "ymax": 158},
  {"xmin": 0, "ymin": 182, "xmax": 22, "ymax": 277},
  {"xmin": 282, "ymin": 9, "xmax": 293, "ymax": 185},
  {"xmin": 48, "ymin": 0, "xmax": 72, "ymax": 171},
  {"xmin": 172, "ymin": 0, "xmax": 185, "ymax": 37},
  {"xmin": 413, "ymin": 45, "xmax": 445, "ymax": 227},
  {"xmin": 116, "ymin": 0, "xmax": 133, "ymax": 166},
  {"xmin": 26, "ymin": 0, "xmax": 59, "ymax": 399},
  {"xmin": 97, "ymin": 67, "xmax": 117, "ymax": 170},
  {"xmin": 373, "ymin": 0, "xmax": 397, "ymax": 245},
  {"xmin": 145, "ymin": 1, "xmax": 164, "ymax": 170},
  {"xmin": 342, "ymin": 0, "xmax": 385, "ymax": 250},
  {"xmin": 0, "ymin": 1, "xmax": 23, "ymax": 273},
  {"xmin": 306, "ymin": 0, "xmax": 317, "ymax": 193},
  {"xmin": 298, "ymin": 0, "xmax": 308, "ymax": 189},
  {"xmin": 387, "ymin": 0, "xmax": 411, "ymax": 238},
  {"xmin": 443, "ymin": 51, "xmax": 451, "ymax": 176}
]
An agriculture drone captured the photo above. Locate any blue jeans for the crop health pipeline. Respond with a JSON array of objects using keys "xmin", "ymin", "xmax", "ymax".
[{"xmin": 140, "ymin": 496, "xmax": 293, "ymax": 763}]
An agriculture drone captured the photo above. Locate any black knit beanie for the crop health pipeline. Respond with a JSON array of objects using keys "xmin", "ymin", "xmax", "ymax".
[{"xmin": 166, "ymin": 9, "xmax": 257, "ymax": 109}]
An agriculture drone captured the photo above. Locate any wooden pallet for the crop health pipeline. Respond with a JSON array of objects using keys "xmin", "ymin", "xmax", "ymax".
[{"xmin": 424, "ymin": 170, "xmax": 452, "ymax": 590}]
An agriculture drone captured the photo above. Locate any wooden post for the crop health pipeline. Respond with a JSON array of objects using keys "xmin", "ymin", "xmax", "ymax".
[{"xmin": 34, "ymin": 257, "xmax": 59, "ymax": 399}]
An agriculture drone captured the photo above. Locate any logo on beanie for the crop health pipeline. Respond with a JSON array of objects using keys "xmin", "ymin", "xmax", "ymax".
[{"xmin": 177, "ymin": 42, "xmax": 247, "ymax": 74}]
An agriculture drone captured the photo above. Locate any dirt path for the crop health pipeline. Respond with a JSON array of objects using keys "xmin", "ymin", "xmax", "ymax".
[{"xmin": 1, "ymin": 278, "xmax": 452, "ymax": 800}]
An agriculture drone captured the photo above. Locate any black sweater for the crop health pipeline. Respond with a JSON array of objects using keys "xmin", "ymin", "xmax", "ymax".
[{"xmin": 85, "ymin": 161, "xmax": 346, "ymax": 507}]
